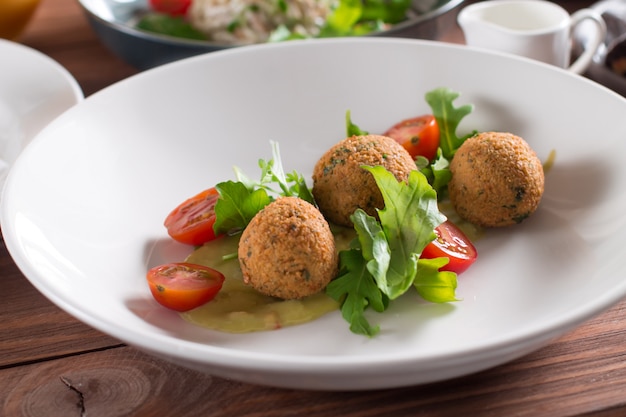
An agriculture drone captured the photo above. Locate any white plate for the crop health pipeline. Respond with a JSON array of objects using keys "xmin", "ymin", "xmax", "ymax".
[
  {"xmin": 0, "ymin": 39, "xmax": 83, "ymax": 192},
  {"xmin": 3, "ymin": 38, "xmax": 626, "ymax": 391}
]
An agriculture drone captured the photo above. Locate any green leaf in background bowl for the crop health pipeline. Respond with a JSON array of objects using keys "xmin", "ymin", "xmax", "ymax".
[{"xmin": 137, "ymin": 13, "xmax": 207, "ymax": 40}]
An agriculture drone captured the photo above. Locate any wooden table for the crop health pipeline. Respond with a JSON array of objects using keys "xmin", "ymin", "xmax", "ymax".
[{"xmin": 4, "ymin": 0, "xmax": 626, "ymax": 415}]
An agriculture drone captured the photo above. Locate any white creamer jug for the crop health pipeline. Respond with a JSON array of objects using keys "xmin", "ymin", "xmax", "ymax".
[{"xmin": 458, "ymin": 0, "xmax": 606, "ymax": 74}]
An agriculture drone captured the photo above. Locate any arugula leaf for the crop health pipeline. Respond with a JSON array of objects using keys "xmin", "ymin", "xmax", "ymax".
[
  {"xmin": 363, "ymin": 166, "xmax": 446, "ymax": 299},
  {"xmin": 417, "ymin": 87, "xmax": 475, "ymax": 199},
  {"xmin": 351, "ymin": 209, "xmax": 390, "ymax": 286},
  {"xmin": 233, "ymin": 141, "xmax": 315, "ymax": 204},
  {"xmin": 425, "ymin": 87, "xmax": 474, "ymax": 160},
  {"xmin": 360, "ymin": 0, "xmax": 413, "ymax": 24},
  {"xmin": 319, "ymin": 0, "xmax": 363, "ymax": 37},
  {"xmin": 213, "ymin": 141, "xmax": 314, "ymax": 236},
  {"xmin": 328, "ymin": 165, "xmax": 456, "ymax": 336},
  {"xmin": 316, "ymin": 0, "xmax": 413, "ymax": 38},
  {"xmin": 136, "ymin": 13, "xmax": 207, "ymax": 40},
  {"xmin": 417, "ymin": 148, "xmax": 452, "ymax": 199},
  {"xmin": 213, "ymin": 181, "xmax": 271, "ymax": 236},
  {"xmin": 345, "ymin": 110, "xmax": 369, "ymax": 137},
  {"xmin": 286, "ymin": 171, "xmax": 316, "ymax": 204},
  {"xmin": 326, "ymin": 249, "xmax": 387, "ymax": 337},
  {"xmin": 414, "ymin": 258, "xmax": 459, "ymax": 303}
]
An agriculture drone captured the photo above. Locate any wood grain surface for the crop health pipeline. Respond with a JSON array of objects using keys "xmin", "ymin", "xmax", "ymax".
[{"xmin": 4, "ymin": 0, "xmax": 626, "ymax": 416}]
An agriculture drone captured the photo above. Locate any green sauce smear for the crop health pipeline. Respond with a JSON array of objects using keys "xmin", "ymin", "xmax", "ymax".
[{"xmin": 181, "ymin": 234, "xmax": 343, "ymax": 333}]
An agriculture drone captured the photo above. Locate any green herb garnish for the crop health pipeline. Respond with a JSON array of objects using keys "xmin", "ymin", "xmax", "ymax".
[
  {"xmin": 213, "ymin": 141, "xmax": 314, "ymax": 236},
  {"xmin": 346, "ymin": 110, "xmax": 369, "ymax": 137},
  {"xmin": 136, "ymin": 13, "xmax": 206, "ymax": 40},
  {"xmin": 326, "ymin": 166, "xmax": 456, "ymax": 337},
  {"xmin": 424, "ymin": 87, "xmax": 475, "ymax": 160}
]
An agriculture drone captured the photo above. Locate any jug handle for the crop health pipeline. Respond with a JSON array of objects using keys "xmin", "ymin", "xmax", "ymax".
[{"xmin": 568, "ymin": 9, "xmax": 607, "ymax": 75}]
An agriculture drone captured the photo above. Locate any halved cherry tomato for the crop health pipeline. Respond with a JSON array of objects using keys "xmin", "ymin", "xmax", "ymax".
[
  {"xmin": 164, "ymin": 187, "xmax": 221, "ymax": 246},
  {"xmin": 422, "ymin": 220, "xmax": 477, "ymax": 274},
  {"xmin": 383, "ymin": 114, "xmax": 440, "ymax": 161},
  {"xmin": 149, "ymin": 0, "xmax": 192, "ymax": 16},
  {"xmin": 147, "ymin": 262, "xmax": 225, "ymax": 312}
]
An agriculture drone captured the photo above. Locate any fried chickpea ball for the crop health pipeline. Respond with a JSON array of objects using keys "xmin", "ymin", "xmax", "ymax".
[
  {"xmin": 238, "ymin": 197, "xmax": 338, "ymax": 300},
  {"xmin": 448, "ymin": 132, "xmax": 545, "ymax": 227},
  {"xmin": 312, "ymin": 134, "xmax": 416, "ymax": 227}
]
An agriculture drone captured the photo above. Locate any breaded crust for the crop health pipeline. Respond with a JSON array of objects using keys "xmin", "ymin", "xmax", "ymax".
[
  {"xmin": 312, "ymin": 134, "xmax": 416, "ymax": 227},
  {"xmin": 448, "ymin": 132, "xmax": 545, "ymax": 227},
  {"xmin": 238, "ymin": 197, "xmax": 338, "ymax": 299}
]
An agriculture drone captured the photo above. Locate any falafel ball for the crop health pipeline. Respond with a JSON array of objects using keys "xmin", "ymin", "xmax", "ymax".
[
  {"xmin": 448, "ymin": 132, "xmax": 544, "ymax": 228},
  {"xmin": 238, "ymin": 196, "xmax": 338, "ymax": 300},
  {"xmin": 312, "ymin": 134, "xmax": 416, "ymax": 227}
]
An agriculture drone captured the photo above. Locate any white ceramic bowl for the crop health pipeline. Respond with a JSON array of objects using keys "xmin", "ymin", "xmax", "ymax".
[{"xmin": 3, "ymin": 38, "xmax": 626, "ymax": 391}]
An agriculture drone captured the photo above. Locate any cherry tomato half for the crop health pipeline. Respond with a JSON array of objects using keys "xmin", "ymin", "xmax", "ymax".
[
  {"xmin": 147, "ymin": 262, "xmax": 225, "ymax": 312},
  {"xmin": 149, "ymin": 0, "xmax": 192, "ymax": 16},
  {"xmin": 383, "ymin": 114, "xmax": 440, "ymax": 161},
  {"xmin": 422, "ymin": 220, "xmax": 477, "ymax": 274},
  {"xmin": 164, "ymin": 187, "xmax": 221, "ymax": 246}
]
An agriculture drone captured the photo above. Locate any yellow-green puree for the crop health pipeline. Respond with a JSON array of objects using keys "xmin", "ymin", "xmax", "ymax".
[{"xmin": 181, "ymin": 235, "xmax": 341, "ymax": 333}]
